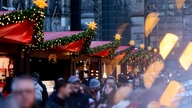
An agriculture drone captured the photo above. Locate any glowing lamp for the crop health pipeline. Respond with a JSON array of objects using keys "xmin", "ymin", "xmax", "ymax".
[
  {"xmin": 145, "ymin": 13, "xmax": 160, "ymax": 37},
  {"xmin": 159, "ymin": 80, "xmax": 184, "ymax": 107},
  {"xmin": 148, "ymin": 46, "xmax": 152, "ymax": 51},
  {"xmin": 159, "ymin": 33, "xmax": 178, "ymax": 59},
  {"xmin": 144, "ymin": 61, "xmax": 164, "ymax": 89},
  {"xmin": 179, "ymin": 42, "xmax": 192, "ymax": 71},
  {"xmin": 176, "ymin": 0, "xmax": 185, "ymax": 9},
  {"xmin": 129, "ymin": 40, "xmax": 135, "ymax": 46}
]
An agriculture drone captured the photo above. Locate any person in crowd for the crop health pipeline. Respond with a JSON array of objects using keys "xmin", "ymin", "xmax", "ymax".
[
  {"xmin": 97, "ymin": 84, "xmax": 117, "ymax": 108},
  {"xmin": 68, "ymin": 75, "xmax": 89, "ymax": 108},
  {"xmin": 31, "ymin": 72, "xmax": 48, "ymax": 106},
  {"xmin": 118, "ymin": 73, "xmax": 128, "ymax": 87},
  {"xmin": 2, "ymin": 77, "xmax": 13, "ymax": 96},
  {"xmin": 80, "ymin": 84, "xmax": 90, "ymax": 95},
  {"xmin": 11, "ymin": 74, "xmax": 40, "ymax": 108},
  {"xmin": 89, "ymin": 78, "xmax": 101, "ymax": 107},
  {"xmin": 45, "ymin": 80, "xmax": 71, "ymax": 108},
  {"xmin": 97, "ymin": 76, "xmax": 118, "ymax": 108},
  {"xmin": 0, "ymin": 94, "xmax": 20, "ymax": 108},
  {"xmin": 0, "ymin": 93, "xmax": 3, "ymax": 101}
]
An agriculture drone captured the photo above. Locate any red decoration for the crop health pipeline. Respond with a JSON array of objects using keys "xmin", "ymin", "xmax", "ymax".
[
  {"xmin": 90, "ymin": 49, "xmax": 111, "ymax": 57},
  {"xmin": 53, "ymin": 39, "xmax": 84, "ymax": 52},
  {"xmin": 0, "ymin": 20, "xmax": 34, "ymax": 44}
]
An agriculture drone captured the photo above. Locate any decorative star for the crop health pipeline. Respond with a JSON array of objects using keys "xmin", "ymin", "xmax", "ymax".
[
  {"xmin": 88, "ymin": 21, "xmax": 97, "ymax": 30},
  {"xmin": 115, "ymin": 33, "xmax": 121, "ymax": 40},
  {"xmin": 148, "ymin": 46, "xmax": 152, "ymax": 51},
  {"xmin": 33, "ymin": 0, "xmax": 48, "ymax": 9},
  {"xmin": 154, "ymin": 48, "xmax": 158, "ymax": 53},
  {"xmin": 129, "ymin": 40, "xmax": 135, "ymax": 46},
  {"xmin": 140, "ymin": 44, "xmax": 145, "ymax": 49}
]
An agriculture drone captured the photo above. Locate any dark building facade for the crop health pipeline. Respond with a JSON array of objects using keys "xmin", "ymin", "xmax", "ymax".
[{"xmin": 100, "ymin": 0, "xmax": 131, "ymax": 45}]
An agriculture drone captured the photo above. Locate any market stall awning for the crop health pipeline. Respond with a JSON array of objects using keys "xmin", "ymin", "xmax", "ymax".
[
  {"xmin": 87, "ymin": 40, "xmax": 120, "ymax": 57},
  {"xmin": 112, "ymin": 46, "xmax": 130, "ymax": 59},
  {"xmin": 0, "ymin": 7, "xmax": 45, "ymax": 44},
  {"xmin": 44, "ymin": 31, "xmax": 85, "ymax": 52},
  {"xmin": 27, "ymin": 29, "xmax": 94, "ymax": 53}
]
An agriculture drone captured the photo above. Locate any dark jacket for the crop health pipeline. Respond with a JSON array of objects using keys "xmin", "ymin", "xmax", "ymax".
[
  {"xmin": 69, "ymin": 91, "xmax": 89, "ymax": 108},
  {"xmin": 46, "ymin": 93, "xmax": 70, "ymax": 108}
]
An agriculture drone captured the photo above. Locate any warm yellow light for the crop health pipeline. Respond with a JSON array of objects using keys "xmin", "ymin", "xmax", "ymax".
[
  {"xmin": 179, "ymin": 42, "xmax": 192, "ymax": 71},
  {"xmin": 88, "ymin": 21, "xmax": 97, "ymax": 30},
  {"xmin": 159, "ymin": 33, "xmax": 178, "ymax": 59},
  {"xmin": 159, "ymin": 81, "xmax": 184, "ymax": 107},
  {"xmin": 144, "ymin": 61, "xmax": 164, "ymax": 89},
  {"xmin": 145, "ymin": 13, "xmax": 160, "ymax": 37},
  {"xmin": 176, "ymin": 0, "xmax": 185, "ymax": 9},
  {"xmin": 33, "ymin": 0, "xmax": 48, "ymax": 9},
  {"xmin": 115, "ymin": 33, "xmax": 121, "ymax": 40},
  {"xmin": 154, "ymin": 48, "xmax": 158, "ymax": 53},
  {"xmin": 129, "ymin": 40, "xmax": 135, "ymax": 46},
  {"xmin": 140, "ymin": 44, "xmax": 145, "ymax": 49},
  {"xmin": 148, "ymin": 46, "xmax": 152, "ymax": 51}
]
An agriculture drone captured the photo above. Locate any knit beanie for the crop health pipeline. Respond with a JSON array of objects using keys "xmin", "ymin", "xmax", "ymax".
[{"xmin": 89, "ymin": 78, "xmax": 100, "ymax": 89}]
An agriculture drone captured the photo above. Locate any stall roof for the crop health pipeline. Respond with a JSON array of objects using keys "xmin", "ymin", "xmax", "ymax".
[
  {"xmin": 87, "ymin": 41, "xmax": 120, "ymax": 58},
  {"xmin": 44, "ymin": 31, "xmax": 82, "ymax": 41},
  {"xmin": 111, "ymin": 46, "xmax": 130, "ymax": 59},
  {"xmin": 0, "ymin": 7, "xmax": 45, "ymax": 44}
]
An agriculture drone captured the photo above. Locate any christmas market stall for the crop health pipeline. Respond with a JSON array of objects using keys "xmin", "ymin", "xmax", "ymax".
[
  {"xmin": 120, "ymin": 43, "xmax": 161, "ymax": 76},
  {"xmin": 0, "ymin": 0, "xmax": 46, "ymax": 88},
  {"xmin": 26, "ymin": 22, "xmax": 95, "ymax": 80},
  {"xmin": 74, "ymin": 34, "xmax": 121, "ymax": 80}
]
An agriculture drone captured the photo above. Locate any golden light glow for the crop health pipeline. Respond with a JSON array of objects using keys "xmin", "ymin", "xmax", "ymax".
[
  {"xmin": 176, "ymin": 0, "xmax": 185, "ymax": 9},
  {"xmin": 129, "ymin": 40, "xmax": 135, "ymax": 46},
  {"xmin": 140, "ymin": 44, "xmax": 145, "ymax": 49},
  {"xmin": 179, "ymin": 42, "xmax": 192, "ymax": 71},
  {"xmin": 145, "ymin": 13, "xmax": 160, "ymax": 37},
  {"xmin": 115, "ymin": 33, "xmax": 121, "ymax": 40},
  {"xmin": 159, "ymin": 33, "xmax": 178, "ymax": 59},
  {"xmin": 159, "ymin": 81, "xmax": 184, "ymax": 107},
  {"xmin": 144, "ymin": 61, "xmax": 164, "ymax": 89},
  {"xmin": 148, "ymin": 46, "xmax": 152, "ymax": 51},
  {"xmin": 154, "ymin": 48, "xmax": 158, "ymax": 53},
  {"xmin": 33, "ymin": 0, "xmax": 48, "ymax": 9},
  {"xmin": 88, "ymin": 21, "xmax": 97, "ymax": 30},
  {"xmin": 48, "ymin": 54, "xmax": 57, "ymax": 63}
]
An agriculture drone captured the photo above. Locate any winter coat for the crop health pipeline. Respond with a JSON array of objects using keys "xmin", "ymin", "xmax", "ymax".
[
  {"xmin": 34, "ymin": 81, "xmax": 43, "ymax": 101},
  {"xmin": 68, "ymin": 91, "xmax": 90, "ymax": 108},
  {"xmin": 45, "ymin": 94, "xmax": 70, "ymax": 108},
  {"xmin": 39, "ymin": 82, "xmax": 48, "ymax": 106}
]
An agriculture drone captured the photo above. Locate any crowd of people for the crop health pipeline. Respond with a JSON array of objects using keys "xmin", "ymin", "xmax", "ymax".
[{"xmin": 0, "ymin": 72, "xmax": 152, "ymax": 108}]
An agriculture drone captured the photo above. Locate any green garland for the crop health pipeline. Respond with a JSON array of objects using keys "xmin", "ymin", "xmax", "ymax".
[
  {"xmin": 120, "ymin": 48, "xmax": 162, "ymax": 65},
  {"xmin": 111, "ymin": 46, "xmax": 134, "ymax": 58},
  {"xmin": 0, "ymin": 6, "xmax": 45, "ymax": 45},
  {"xmin": 86, "ymin": 40, "xmax": 120, "ymax": 58},
  {"xmin": 24, "ymin": 29, "xmax": 95, "ymax": 53}
]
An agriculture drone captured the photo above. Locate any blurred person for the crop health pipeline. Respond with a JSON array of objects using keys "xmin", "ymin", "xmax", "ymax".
[
  {"xmin": 118, "ymin": 73, "xmax": 128, "ymax": 87},
  {"xmin": 97, "ymin": 84, "xmax": 117, "ymax": 108},
  {"xmin": 0, "ymin": 94, "xmax": 19, "ymax": 108},
  {"xmin": 2, "ymin": 77, "xmax": 13, "ymax": 96},
  {"xmin": 88, "ymin": 78, "xmax": 101, "ymax": 107},
  {"xmin": 68, "ymin": 75, "xmax": 89, "ymax": 108},
  {"xmin": 31, "ymin": 72, "xmax": 48, "ymax": 106},
  {"xmin": 80, "ymin": 84, "xmax": 90, "ymax": 95},
  {"xmin": 11, "ymin": 74, "xmax": 40, "ymax": 108},
  {"xmin": 45, "ymin": 80, "xmax": 71, "ymax": 108}
]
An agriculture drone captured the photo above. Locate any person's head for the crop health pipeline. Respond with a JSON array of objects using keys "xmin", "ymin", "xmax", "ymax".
[
  {"xmin": 31, "ymin": 72, "xmax": 40, "ymax": 82},
  {"xmin": 55, "ymin": 80, "xmax": 71, "ymax": 99},
  {"xmin": 79, "ymin": 84, "xmax": 89, "ymax": 94},
  {"xmin": 104, "ymin": 76, "xmax": 118, "ymax": 88},
  {"xmin": 89, "ymin": 78, "xmax": 100, "ymax": 93},
  {"xmin": 68, "ymin": 76, "xmax": 80, "ymax": 93},
  {"xmin": 11, "ymin": 75, "xmax": 35, "ymax": 108}
]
